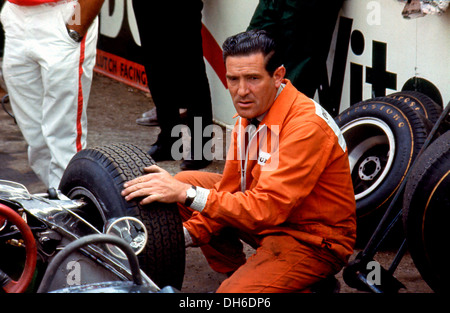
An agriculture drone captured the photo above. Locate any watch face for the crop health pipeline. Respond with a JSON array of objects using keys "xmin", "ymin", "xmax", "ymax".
[
  {"xmin": 187, "ymin": 188, "xmax": 197, "ymax": 198},
  {"xmin": 69, "ymin": 30, "xmax": 82, "ymax": 42}
]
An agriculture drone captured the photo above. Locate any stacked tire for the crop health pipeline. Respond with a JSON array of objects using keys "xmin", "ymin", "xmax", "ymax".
[
  {"xmin": 386, "ymin": 90, "xmax": 450, "ymax": 291},
  {"xmin": 402, "ymin": 129, "xmax": 449, "ymax": 293},
  {"xmin": 336, "ymin": 90, "xmax": 449, "ymax": 292},
  {"xmin": 335, "ymin": 92, "xmax": 441, "ymax": 243}
]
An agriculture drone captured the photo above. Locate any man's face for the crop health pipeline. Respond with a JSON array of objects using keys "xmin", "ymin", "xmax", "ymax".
[{"xmin": 225, "ymin": 52, "xmax": 285, "ymax": 119}]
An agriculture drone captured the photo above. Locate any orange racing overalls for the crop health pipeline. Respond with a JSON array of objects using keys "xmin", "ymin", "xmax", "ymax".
[{"xmin": 176, "ymin": 79, "xmax": 356, "ymax": 292}]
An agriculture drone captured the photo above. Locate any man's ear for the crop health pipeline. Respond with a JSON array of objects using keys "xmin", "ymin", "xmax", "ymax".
[{"xmin": 273, "ymin": 65, "xmax": 286, "ymax": 88}]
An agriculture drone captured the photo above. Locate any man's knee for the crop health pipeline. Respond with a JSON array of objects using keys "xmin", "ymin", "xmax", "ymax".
[
  {"xmin": 216, "ymin": 236, "xmax": 342, "ymax": 293},
  {"xmin": 174, "ymin": 170, "xmax": 221, "ymax": 189}
]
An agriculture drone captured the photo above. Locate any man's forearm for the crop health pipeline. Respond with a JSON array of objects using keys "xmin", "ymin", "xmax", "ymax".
[{"xmin": 68, "ymin": 0, "xmax": 105, "ymax": 36}]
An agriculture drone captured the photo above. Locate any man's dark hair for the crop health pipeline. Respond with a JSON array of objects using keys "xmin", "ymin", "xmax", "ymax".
[{"xmin": 222, "ymin": 30, "xmax": 282, "ymax": 76}]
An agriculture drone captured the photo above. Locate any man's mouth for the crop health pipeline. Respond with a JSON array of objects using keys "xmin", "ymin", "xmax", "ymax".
[{"xmin": 237, "ymin": 99, "xmax": 253, "ymax": 107}]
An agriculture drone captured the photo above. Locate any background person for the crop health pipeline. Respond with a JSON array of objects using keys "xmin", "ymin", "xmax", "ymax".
[
  {"xmin": 0, "ymin": 0, "xmax": 104, "ymax": 188},
  {"xmin": 247, "ymin": 0, "xmax": 344, "ymax": 104},
  {"xmin": 132, "ymin": 0, "xmax": 214, "ymax": 171}
]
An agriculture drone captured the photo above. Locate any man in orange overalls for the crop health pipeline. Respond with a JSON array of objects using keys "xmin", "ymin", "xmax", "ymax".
[{"xmin": 122, "ymin": 30, "xmax": 356, "ymax": 293}]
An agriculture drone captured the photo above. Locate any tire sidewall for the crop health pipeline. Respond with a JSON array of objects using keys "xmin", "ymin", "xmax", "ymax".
[
  {"xmin": 60, "ymin": 154, "xmax": 137, "ymax": 223},
  {"xmin": 403, "ymin": 131, "xmax": 450, "ymax": 292},
  {"xmin": 336, "ymin": 100, "xmax": 416, "ymax": 216},
  {"xmin": 387, "ymin": 90, "xmax": 443, "ymax": 124}
]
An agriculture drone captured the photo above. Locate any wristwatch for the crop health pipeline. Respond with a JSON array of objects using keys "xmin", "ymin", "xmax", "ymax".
[
  {"xmin": 184, "ymin": 186, "xmax": 197, "ymax": 207},
  {"xmin": 67, "ymin": 27, "xmax": 83, "ymax": 43}
]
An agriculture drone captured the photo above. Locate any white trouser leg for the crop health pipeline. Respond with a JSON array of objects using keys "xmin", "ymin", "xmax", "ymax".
[
  {"xmin": 1, "ymin": 1, "xmax": 98, "ymax": 188},
  {"xmin": 2, "ymin": 42, "xmax": 51, "ymax": 186}
]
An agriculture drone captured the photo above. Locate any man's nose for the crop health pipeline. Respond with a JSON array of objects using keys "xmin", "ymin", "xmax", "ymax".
[{"xmin": 237, "ymin": 80, "xmax": 249, "ymax": 97}]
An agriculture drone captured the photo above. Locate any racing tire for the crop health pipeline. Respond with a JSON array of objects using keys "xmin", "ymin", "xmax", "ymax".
[
  {"xmin": 387, "ymin": 90, "xmax": 443, "ymax": 124},
  {"xmin": 59, "ymin": 143, "xmax": 185, "ymax": 290},
  {"xmin": 402, "ymin": 131, "xmax": 450, "ymax": 293},
  {"xmin": 401, "ymin": 77, "xmax": 444, "ymax": 108},
  {"xmin": 335, "ymin": 97, "xmax": 431, "ymax": 218}
]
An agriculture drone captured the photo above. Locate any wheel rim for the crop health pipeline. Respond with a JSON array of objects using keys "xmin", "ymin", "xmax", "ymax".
[
  {"xmin": 66, "ymin": 187, "xmax": 148, "ymax": 258},
  {"xmin": 66, "ymin": 186, "xmax": 106, "ymax": 232},
  {"xmin": 341, "ymin": 117, "xmax": 396, "ymax": 201}
]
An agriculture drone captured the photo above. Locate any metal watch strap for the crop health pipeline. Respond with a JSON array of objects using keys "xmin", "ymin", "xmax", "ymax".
[{"xmin": 67, "ymin": 26, "xmax": 83, "ymax": 43}]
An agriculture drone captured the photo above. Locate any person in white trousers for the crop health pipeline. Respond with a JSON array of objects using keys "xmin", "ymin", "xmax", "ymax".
[{"xmin": 1, "ymin": 0, "xmax": 104, "ymax": 188}]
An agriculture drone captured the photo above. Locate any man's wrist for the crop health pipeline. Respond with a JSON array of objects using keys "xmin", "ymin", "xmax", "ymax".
[
  {"xmin": 66, "ymin": 24, "xmax": 84, "ymax": 42},
  {"xmin": 190, "ymin": 187, "xmax": 210, "ymax": 212},
  {"xmin": 179, "ymin": 184, "xmax": 209, "ymax": 211}
]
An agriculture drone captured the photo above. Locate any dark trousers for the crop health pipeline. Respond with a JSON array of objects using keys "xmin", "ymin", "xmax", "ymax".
[
  {"xmin": 132, "ymin": 1, "xmax": 213, "ymax": 159},
  {"xmin": 248, "ymin": 0, "xmax": 343, "ymax": 99}
]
